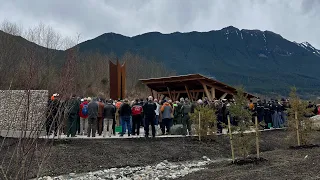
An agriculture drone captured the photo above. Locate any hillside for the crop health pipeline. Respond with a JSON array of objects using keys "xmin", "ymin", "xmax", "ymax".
[{"xmin": 77, "ymin": 26, "xmax": 320, "ymax": 97}]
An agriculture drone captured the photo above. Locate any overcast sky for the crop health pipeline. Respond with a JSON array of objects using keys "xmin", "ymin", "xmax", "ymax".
[{"xmin": 0, "ymin": 0, "xmax": 319, "ymax": 48}]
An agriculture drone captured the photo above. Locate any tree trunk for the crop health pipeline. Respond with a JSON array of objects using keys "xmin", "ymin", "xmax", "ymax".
[
  {"xmin": 255, "ymin": 116, "xmax": 260, "ymax": 158},
  {"xmin": 227, "ymin": 115, "xmax": 235, "ymax": 162}
]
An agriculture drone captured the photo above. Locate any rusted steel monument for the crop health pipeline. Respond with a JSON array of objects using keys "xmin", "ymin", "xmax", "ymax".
[{"xmin": 109, "ymin": 60, "xmax": 126, "ymax": 100}]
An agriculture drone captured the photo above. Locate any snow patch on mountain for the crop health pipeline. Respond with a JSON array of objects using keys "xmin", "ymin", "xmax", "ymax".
[{"xmin": 294, "ymin": 41, "xmax": 320, "ymax": 57}]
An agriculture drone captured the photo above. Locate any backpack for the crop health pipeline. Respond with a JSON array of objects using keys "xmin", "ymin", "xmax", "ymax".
[
  {"xmin": 182, "ymin": 104, "xmax": 191, "ymax": 114},
  {"xmin": 132, "ymin": 105, "xmax": 143, "ymax": 115},
  {"xmin": 249, "ymin": 103, "xmax": 254, "ymax": 110},
  {"xmin": 82, "ymin": 104, "xmax": 88, "ymax": 116},
  {"xmin": 116, "ymin": 102, "xmax": 122, "ymax": 109}
]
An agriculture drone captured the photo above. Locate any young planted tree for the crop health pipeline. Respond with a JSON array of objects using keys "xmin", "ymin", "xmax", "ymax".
[
  {"xmin": 228, "ymin": 87, "xmax": 254, "ymax": 160},
  {"xmin": 287, "ymin": 87, "xmax": 314, "ymax": 146},
  {"xmin": 190, "ymin": 105, "xmax": 217, "ymax": 141}
]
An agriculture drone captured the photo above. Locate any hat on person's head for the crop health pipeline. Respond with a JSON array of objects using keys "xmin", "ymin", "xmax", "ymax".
[
  {"xmin": 81, "ymin": 99, "xmax": 84, "ymax": 102},
  {"xmin": 84, "ymin": 97, "xmax": 88, "ymax": 101},
  {"xmin": 87, "ymin": 97, "xmax": 92, "ymax": 101}
]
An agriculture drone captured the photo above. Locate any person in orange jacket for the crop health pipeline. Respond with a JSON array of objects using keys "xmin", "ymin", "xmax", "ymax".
[{"xmin": 160, "ymin": 100, "xmax": 173, "ymax": 135}]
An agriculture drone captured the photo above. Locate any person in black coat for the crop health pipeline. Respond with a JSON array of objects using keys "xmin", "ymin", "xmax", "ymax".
[
  {"xmin": 103, "ymin": 99, "xmax": 116, "ymax": 137},
  {"xmin": 119, "ymin": 99, "xmax": 132, "ymax": 136},
  {"xmin": 143, "ymin": 96, "xmax": 157, "ymax": 138}
]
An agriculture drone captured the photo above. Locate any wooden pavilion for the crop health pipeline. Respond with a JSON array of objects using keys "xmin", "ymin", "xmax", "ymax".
[{"xmin": 140, "ymin": 74, "xmax": 256, "ymax": 101}]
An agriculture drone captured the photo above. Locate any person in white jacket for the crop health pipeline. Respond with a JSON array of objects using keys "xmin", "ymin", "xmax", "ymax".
[{"xmin": 154, "ymin": 99, "xmax": 160, "ymax": 125}]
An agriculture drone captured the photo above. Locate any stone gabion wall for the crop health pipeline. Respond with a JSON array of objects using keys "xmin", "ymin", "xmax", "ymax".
[{"xmin": 0, "ymin": 90, "xmax": 48, "ymax": 131}]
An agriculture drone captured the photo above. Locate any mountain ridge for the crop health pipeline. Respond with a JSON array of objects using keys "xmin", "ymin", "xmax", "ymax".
[
  {"xmin": 1, "ymin": 26, "xmax": 320, "ymax": 97},
  {"xmin": 76, "ymin": 26, "xmax": 320, "ymax": 96}
]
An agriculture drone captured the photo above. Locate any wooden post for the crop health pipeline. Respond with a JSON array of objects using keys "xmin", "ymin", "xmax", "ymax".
[
  {"xmin": 211, "ymin": 88, "xmax": 216, "ymax": 100},
  {"xmin": 199, "ymin": 111, "xmax": 201, "ymax": 141},
  {"xmin": 255, "ymin": 116, "xmax": 260, "ymax": 159},
  {"xmin": 219, "ymin": 93, "xmax": 228, "ymax": 100},
  {"xmin": 195, "ymin": 92, "xmax": 199, "ymax": 101},
  {"xmin": 228, "ymin": 115, "xmax": 235, "ymax": 163},
  {"xmin": 150, "ymin": 88, "xmax": 154, "ymax": 97},
  {"xmin": 295, "ymin": 111, "xmax": 300, "ymax": 146},
  {"xmin": 201, "ymin": 82, "xmax": 212, "ymax": 101},
  {"xmin": 167, "ymin": 87, "xmax": 172, "ymax": 100},
  {"xmin": 184, "ymin": 85, "xmax": 192, "ymax": 100}
]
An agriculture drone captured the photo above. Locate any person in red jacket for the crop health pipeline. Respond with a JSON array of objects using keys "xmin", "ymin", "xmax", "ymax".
[{"xmin": 79, "ymin": 97, "xmax": 89, "ymax": 135}]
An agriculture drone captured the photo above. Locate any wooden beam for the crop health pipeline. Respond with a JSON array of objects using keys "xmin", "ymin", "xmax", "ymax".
[
  {"xmin": 184, "ymin": 85, "xmax": 192, "ymax": 100},
  {"xmin": 141, "ymin": 77, "xmax": 206, "ymax": 84},
  {"xmin": 220, "ymin": 93, "xmax": 228, "ymax": 100},
  {"xmin": 200, "ymin": 81, "xmax": 234, "ymax": 95},
  {"xmin": 156, "ymin": 89, "xmax": 204, "ymax": 94},
  {"xmin": 175, "ymin": 93, "xmax": 180, "ymax": 101},
  {"xmin": 201, "ymin": 82, "xmax": 212, "ymax": 101},
  {"xmin": 211, "ymin": 88, "xmax": 216, "ymax": 100},
  {"xmin": 195, "ymin": 92, "xmax": 199, "ymax": 100},
  {"xmin": 150, "ymin": 88, "xmax": 153, "ymax": 97}
]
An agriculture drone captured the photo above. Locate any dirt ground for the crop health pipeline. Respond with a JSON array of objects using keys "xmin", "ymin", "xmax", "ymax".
[
  {"xmin": 1, "ymin": 129, "xmax": 320, "ymax": 179},
  {"xmin": 180, "ymin": 147, "xmax": 320, "ymax": 180}
]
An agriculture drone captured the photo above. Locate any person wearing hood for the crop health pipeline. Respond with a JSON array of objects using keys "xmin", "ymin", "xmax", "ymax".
[
  {"xmin": 67, "ymin": 94, "xmax": 80, "ymax": 137},
  {"xmin": 181, "ymin": 98, "xmax": 192, "ymax": 135},
  {"xmin": 160, "ymin": 100, "xmax": 173, "ymax": 135},
  {"xmin": 97, "ymin": 98, "xmax": 105, "ymax": 136},
  {"xmin": 119, "ymin": 99, "xmax": 132, "ymax": 137},
  {"xmin": 103, "ymin": 99, "xmax": 116, "ymax": 137},
  {"xmin": 143, "ymin": 96, "xmax": 157, "ymax": 138},
  {"xmin": 87, "ymin": 97, "xmax": 99, "ymax": 137},
  {"xmin": 173, "ymin": 98, "xmax": 184, "ymax": 125}
]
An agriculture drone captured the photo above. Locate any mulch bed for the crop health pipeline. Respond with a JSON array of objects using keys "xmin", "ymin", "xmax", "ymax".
[
  {"xmin": 289, "ymin": 144, "xmax": 320, "ymax": 149},
  {"xmin": 232, "ymin": 157, "xmax": 268, "ymax": 165}
]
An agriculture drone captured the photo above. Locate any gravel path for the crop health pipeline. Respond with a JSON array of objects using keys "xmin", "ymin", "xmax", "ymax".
[{"xmin": 38, "ymin": 156, "xmax": 229, "ymax": 180}]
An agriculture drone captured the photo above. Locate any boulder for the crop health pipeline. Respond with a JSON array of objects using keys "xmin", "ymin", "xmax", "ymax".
[
  {"xmin": 310, "ymin": 115, "xmax": 320, "ymax": 130},
  {"xmin": 170, "ymin": 124, "xmax": 184, "ymax": 135}
]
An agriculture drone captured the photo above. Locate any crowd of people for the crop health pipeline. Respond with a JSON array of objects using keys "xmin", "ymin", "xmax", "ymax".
[
  {"xmin": 46, "ymin": 94, "xmax": 320, "ymax": 138},
  {"xmin": 46, "ymin": 94, "xmax": 195, "ymax": 138}
]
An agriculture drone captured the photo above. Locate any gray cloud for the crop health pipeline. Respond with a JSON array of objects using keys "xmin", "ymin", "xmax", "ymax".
[{"xmin": 0, "ymin": 0, "xmax": 319, "ymax": 48}]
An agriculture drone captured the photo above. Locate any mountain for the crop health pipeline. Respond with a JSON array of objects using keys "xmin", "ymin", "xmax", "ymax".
[
  {"xmin": 1, "ymin": 26, "xmax": 320, "ymax": 97},
  {"xmin": 76, "ymin": 26, "xmax": 320, "ymax": 97}
]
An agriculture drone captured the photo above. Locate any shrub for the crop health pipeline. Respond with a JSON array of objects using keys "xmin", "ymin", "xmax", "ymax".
[
  {"xmin": 190, "ymin": 105, "xmax": 217, "ymax": 141},
  {"xmin": 287, "ymin": 87, "xmax": 314, "ymax": 146},
  {"xmin": 228, "ymin": 87, "xmax": 254, "ymax": 159}
]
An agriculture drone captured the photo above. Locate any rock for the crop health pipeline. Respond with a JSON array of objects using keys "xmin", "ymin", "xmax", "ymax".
[
  {"xmin": 69, "ymin": 173, "xmax": 76, "ymax": 177},
  {"xmin": 310, "ymin": 115, "xmax": 320, "ymax": 130},
  {"xmin": 163, "ymin": 160, "xmax": 169, "ymax": 164},
  {"xmin": 197, "ymin": 161, "xmax": 207, "ymax": 166},
  {"xmin": 156, "ymin": 162, "xmax": 166, "ymax": 170},
  {"xmin": 170, "ymin": 124, "xmax": 184, "ymax": 135},
  {"xmin": 202, "ymin": 156, "xmax": 211, "ymax": 161}
]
